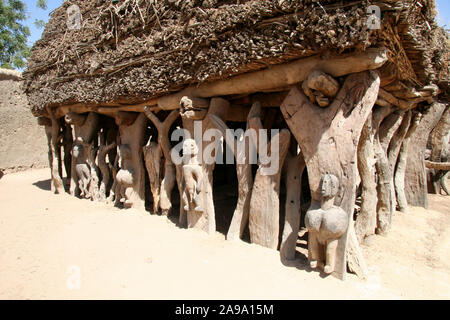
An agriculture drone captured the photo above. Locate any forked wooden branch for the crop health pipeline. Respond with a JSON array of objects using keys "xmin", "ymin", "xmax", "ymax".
[{"xmin": 281, "ymin": 70, "xmax": 379, "ymax": 280}]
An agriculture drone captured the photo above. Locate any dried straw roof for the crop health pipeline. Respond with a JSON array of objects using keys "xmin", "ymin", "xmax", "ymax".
[{"xmin": 23, "ymin": 0, "xmax": 448, "ymax": 116}]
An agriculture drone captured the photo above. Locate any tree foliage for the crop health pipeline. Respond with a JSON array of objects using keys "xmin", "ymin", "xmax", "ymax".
[{"xmin": 0, "ymin": 0, "xmax": 47, "ymax": 69}]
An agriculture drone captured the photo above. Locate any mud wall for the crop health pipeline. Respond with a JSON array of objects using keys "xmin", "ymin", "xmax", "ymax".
[{"xmin": 0, "ymin": 69, "xmax": 48, "ymax": 173}]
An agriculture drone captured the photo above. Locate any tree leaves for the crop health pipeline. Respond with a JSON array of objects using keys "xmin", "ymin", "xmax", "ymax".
[
  {"xmin": 36, "ymin": 0, "xmax": 47, "ymax": 10},
  {"xmin": 0, "ymin": 0, "xmax": 47, "ymax": 69}
]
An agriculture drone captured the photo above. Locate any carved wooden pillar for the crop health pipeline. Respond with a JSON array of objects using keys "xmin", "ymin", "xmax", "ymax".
[
  {"xmin": 208, "ymin": 103, "xmax": 259, "ymax": 241},
  {"xmin": 281, "ymin": 70, "xmax": 380, "ymax": 280},
  {"xmin": 179, "ymin": 96, "xmax": 229, "ymax": 234},
  {"xmin": 280, "ymin": 149, "xmax": 305, "ymax": 260},
  {"xmin": 65, "ymin": 112, "xmax": 99, "ymax": 197},
  {"xmin": 248, "ymin": 122, "xmax": 291, "ymax": 249},
  {"xmin": 45, "ymin": 107, "xmax": 65, "ymax": 194},
  {"xmin": 143, "ymin": 109, "xmax": 179, "ymax": 215},
  {"xmin": 114, "ymin": 112, "xmax": 147, "ymax": 210}
]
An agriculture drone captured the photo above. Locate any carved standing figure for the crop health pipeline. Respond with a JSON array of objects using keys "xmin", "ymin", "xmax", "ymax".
[
  {"xmin": 305, "ymin": 174, "xmax": 349, "ymax": 274},
  {"xmin": 72, "ymin": 141, "xmax": 91, "ymax": 198},
  {"xmin": 178, "ymin": 96, "xmax": 228, "ymax": 234},
  {"xmin": 114, "ymin": 112, "xmax": 147, "ymax": 209},
  {"xmin": 181, "ymin": 139, "xmax": 203, "ymax": 215},
  {"xmin": 65, "ymin": 112, "xmax": 99, "ymax": 197},
  {"xmin": 281, "ymin": 70, "xmax": 379, "ymax": 279}
]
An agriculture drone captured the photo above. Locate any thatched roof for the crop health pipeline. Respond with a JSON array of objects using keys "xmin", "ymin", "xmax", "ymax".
[{"xmin": 23, "ymin": 0, "xmax": 448, "ymax": 116}]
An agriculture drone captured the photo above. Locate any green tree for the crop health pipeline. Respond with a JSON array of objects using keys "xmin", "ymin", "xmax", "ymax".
[{"xmin": 0, "ymin": 0, "xmax": 47, "ymax": 69}]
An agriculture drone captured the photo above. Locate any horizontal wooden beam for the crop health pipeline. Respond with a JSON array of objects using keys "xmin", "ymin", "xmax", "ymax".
[
  {"xmin": 157, "ymin": 47, "xmax": 388, "ymax": 110},
  {"xmin": 426, "ymin": 160, "xmax": 450, "ymax": 170}
]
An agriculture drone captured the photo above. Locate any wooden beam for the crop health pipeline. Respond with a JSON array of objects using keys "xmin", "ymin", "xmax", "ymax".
[
  {"xmin": 425, "ymin": 160, "xmax": 450, "ymax": 170},
  {"xmin": 158, "ymin": 47, "xmax": 388, "ymax": 110}
]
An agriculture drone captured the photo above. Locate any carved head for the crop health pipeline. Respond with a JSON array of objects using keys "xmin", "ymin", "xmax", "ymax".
[
  {"xmin": 180, "ymin": 96, "xmax": 195, "ymax": 118},
  {"xmin": 65, "ymin": 112, "xmax": 86, "ymax": 126},
  {"xmin": 320, "ymin": 173, "xmax": 339, "ymax": 198},
  {"xmin": 182, "ymin": 139, "xmax": 198, "ymax": 157},
  {"xmin": 72, "ymin": 144, "xmax": 84, "ymax": 158}
]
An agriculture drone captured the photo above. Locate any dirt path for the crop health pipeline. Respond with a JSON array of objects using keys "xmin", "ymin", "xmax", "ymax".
[{"xmin": 0, "ymin": 169, "xmax": 449, "ymax": 299}]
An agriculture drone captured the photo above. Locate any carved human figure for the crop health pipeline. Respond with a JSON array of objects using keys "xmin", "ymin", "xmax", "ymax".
[
  {"xmin": 113, "ymin": 112, "xmax": 146, "ymax": 210},
  {"xmin": 301, "ymin": 70, "xmax": 339, "ymax": 107},
  {"xmin": 305, "ymin": 174, "xmax": 349, "ymax": 274},
  {"xmin": 115, "ymin": 144, "xmax": 135, "ymax": 207},
  {"xmin": 65, "ymin": 112, "xmax": 99, "ymax": 197},
  {"xmin": 72, "ymin": 142, "xmax": 91, "ymax": 198},
  {"xmin": 181, "ymin": 139, "xmax": 203, "ymax": 213}
]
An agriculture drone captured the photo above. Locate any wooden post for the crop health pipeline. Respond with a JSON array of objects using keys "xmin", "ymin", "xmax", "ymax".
[
  {"xmin": 115, "ymin": 112, "xmax": 147, "ymax": 210},
  {"xmin": 404, "ymin": 102, "xmax": 446, "ymax": 208},
  {"xmin": 65, "ymin": 112, "xmax": 99, "ymax": 196},
  {"xmin": 143, "ymin": 109, "xmax": 180, "ymax": 215},
  {"xmin": 280, "ymin": 150, "xmax": 305, "ymax": 260},
  {"xmin": 46, "ymin": 107, "xmax": 65, "ymax": 194},
  {"xmin": 281, "ymin": 70, "xmax": 379, "ymax": 280}
]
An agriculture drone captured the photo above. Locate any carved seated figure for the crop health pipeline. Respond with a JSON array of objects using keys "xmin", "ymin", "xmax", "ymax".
[
  {"xmin": 72, "ymin": 143, "xmax": 91, "ymax": 198},
  {"xmin": 305, "ymin": 173, "xmax": 349, "ymax": 274},
  {"xmin": 180, "ymin": 96, "xmax": 207, "ymax": 120},
  {"xmin": 301, "ymin": 70, "xmax": 339, "ymax": 108},
  {"xmin": 181, "ymin": 139, "xmax": 203, "ymax": 213},
  {"xmin": 115, "ymin": 144, "xmax": 135, "ymax": 206}
]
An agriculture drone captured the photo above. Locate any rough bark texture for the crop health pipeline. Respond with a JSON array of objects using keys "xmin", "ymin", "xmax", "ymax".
[
  {"xmin": 208, "ymin": 103, "xmax": 260, "ymax": 241},
  {"xmin": 46, "ymin": 107, "xmax": 65, "ymax": 194},
  {"xmin": 280, "ymin": 151, "xmax": 305, "ymax": 261},
  {"xmin": 375, "ymin": 109, "xmax": 401, "ymax": 234},
  {"xmin": 159, "ymin": 48, "xmax": 387, "ymax": 110},
  {"xmin": 83, "ymin": 141, "xmax": 100, "ymax": 201},
  {"xmin": 425, "ymin": 161, "xmax": 450, "ymax": 170},
  {"xmin": 180, "ymin": 97, "xmax": 229, "ymax": 234},
  {"xmin": 144, "ymin": 109, "xmax": 179, "ymax": 215},
  {"xmin": 405, "ymin": 102, "xmax": 446, "ymax": 208},
  {"xmin": 387, "ymin": 111, "xmax": 412, "ymax": 210},
  {"xmin": 355, "ymin": 117, "xmax": 377, "ymax": 242},
  {"xmin": 395, "ymin": 114, "xmax": 420, "ymax": 212},
  {"xmin": 441, "ymin": 171, "xmax": 450, "ymax": 195},
  {"xmin": 281, "ymin": 70, "xmax": 379, "ymax": 280},
  {"xmin": 143, "ymin": 140, "xmax": 162, "ymax": 213},
  {"xmin": 249, "ymin": 129, "xmax": 291, "ymax": 249},
  {"xmin": 115, "ymin": 112, "xmax": 147, "ymax": 209},
  {"xmin": 429, "ymin": 106, "xmax": 450, "ymax": 194},
  {"xmin": 380, "ymin": 112, "xmax": 405, "ymax": 217},
  {"xmin": 65, "ymin": 112, "xmax": 99, "ymax": 197},
  {"xmin": 98, "ymin": 134, "xmax": 117, "ymax": 202}
]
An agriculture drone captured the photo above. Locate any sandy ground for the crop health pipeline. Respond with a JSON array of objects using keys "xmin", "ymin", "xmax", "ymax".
[{"xmin": 0, "ymin": 168, "xmax": 449, "ymax": 300}]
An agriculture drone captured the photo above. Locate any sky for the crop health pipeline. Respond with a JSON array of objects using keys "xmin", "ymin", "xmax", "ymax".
[
  {"xmin": 23, "ymin": 0, "xmax": 450, "ymax": 47},
  {"xmin": 24, "ymin": 0, "xmax": 64, "ymax": 46}
]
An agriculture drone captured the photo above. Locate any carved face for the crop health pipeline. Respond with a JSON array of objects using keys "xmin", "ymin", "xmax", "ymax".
[
  {"xmin": 320, "ymin": 173, "xmax": 339, "ymax": 198},
  {"xmin": 182, "ymin": 139, "xmax": 198, "ymax": 156},
  {"xmin": 72, "ymin": 144, "xmax": 83, "ymax": 158},
  {"xmin": 180, "ymin": 96, "xmax": 196, "ymax": 118}
]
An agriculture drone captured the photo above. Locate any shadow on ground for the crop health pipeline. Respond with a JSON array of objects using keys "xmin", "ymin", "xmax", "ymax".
[{"xmin": 32, "ymin": 179, "xmax": 51, "ymax": 191}]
